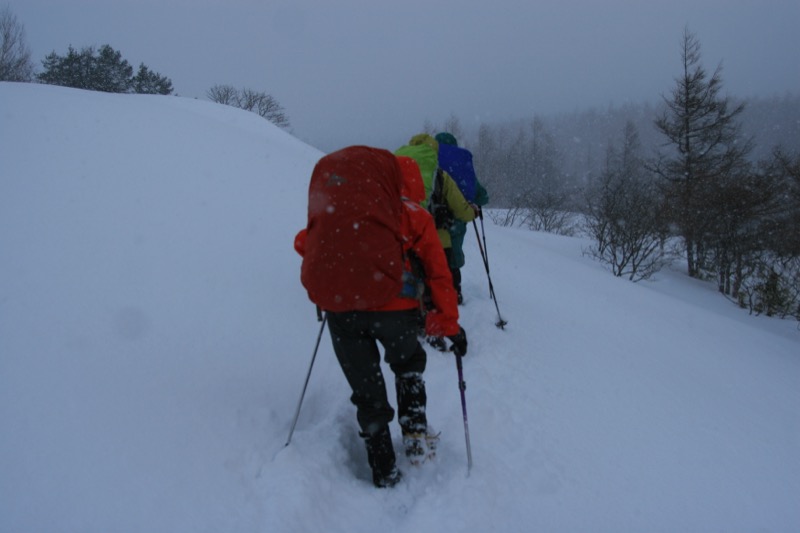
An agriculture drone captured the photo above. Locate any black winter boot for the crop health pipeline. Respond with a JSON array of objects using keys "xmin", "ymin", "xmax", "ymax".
[
  {"xmin": 362, "ymin": 426, "xmax": 402, "ymax": 488},
  {"xmin": 396, "ymin": 371, "xmax": 427, "ymax": 435},
  {"xmin": 396, "ymin": 371, "xmax": 430, "ymax": 464}
]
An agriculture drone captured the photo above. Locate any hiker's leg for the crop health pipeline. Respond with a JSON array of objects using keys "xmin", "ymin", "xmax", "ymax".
[{"xmin": 327, "ymin": 311, "xmax": 394, "ymax": 435}]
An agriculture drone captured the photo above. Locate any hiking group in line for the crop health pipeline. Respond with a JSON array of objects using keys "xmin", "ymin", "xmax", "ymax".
[{"xmin": 293, "ymin": 132, "xmax": 489, "ymax": 488}]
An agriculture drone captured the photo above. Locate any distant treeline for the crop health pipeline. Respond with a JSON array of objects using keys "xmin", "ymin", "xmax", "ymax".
[
  {"xmin": 432, "ymin": 93, "xmax": 800, "ymax": 210},
  {"xmin": 425, "ymin": 31, "xmax": 799, "ymax": 321}
]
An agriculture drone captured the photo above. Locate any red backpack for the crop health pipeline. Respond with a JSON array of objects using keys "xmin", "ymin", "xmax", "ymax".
[{"xmin": 300, "ymin": 146, "xmax": 405, "ymax": 312}]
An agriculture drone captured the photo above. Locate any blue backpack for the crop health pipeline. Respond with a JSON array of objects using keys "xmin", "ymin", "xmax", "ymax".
[{"xmin": 437, "ymin": 143, "xmax": 477, "ymax": 202}]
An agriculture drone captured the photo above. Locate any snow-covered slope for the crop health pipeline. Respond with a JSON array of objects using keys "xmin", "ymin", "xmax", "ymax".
[{"xmin": 1, "ymin": 82, "xmax": 798, "ymax": 532}]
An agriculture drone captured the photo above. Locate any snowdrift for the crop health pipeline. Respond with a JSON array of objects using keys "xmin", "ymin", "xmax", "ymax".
[{"xmin": 1, "ymin": 82, "xmax": 798, "ymax": 533}]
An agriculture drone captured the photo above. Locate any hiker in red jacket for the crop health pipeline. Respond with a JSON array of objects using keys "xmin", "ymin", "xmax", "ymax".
[{"xmin": 294, "ymin": 146, "xmax": 467, "ymax": 488}]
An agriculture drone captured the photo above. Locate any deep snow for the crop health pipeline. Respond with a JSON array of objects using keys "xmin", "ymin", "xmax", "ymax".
[{"xmin": 1, "ymin": 82, "xmax": 798, "ymax": 533}]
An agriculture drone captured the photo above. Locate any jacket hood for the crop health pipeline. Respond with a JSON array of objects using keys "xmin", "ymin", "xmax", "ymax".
[
  {"xmin": 409, "ymin": 133, "xmax": 439, "ymax": 153},
  {"xmin": 435, "ymin": 132, "xmax": 458, "ymax": 147},
  {"xmin": 396, "ymin": 155, "xmax": 425, "ymax": 204}
]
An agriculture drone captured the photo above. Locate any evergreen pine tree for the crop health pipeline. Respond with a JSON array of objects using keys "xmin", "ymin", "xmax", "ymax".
[
  {"xmin": 651, "ymin": 28, "xmax": 751, "ymax": 278},
  {"xmin": 38, "ymin": 44, "xmax": 173, "ymax": 95}
]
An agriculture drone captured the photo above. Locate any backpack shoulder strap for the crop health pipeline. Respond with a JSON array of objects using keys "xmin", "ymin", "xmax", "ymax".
[{"xmin": 432, "ymin": 168, "xmax": 444, "ymax": 204}]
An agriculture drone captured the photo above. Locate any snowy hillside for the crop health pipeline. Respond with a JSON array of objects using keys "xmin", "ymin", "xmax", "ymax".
[{"xmin": 1, "ymin": 82, "xmax": 799, "ymax": 533}]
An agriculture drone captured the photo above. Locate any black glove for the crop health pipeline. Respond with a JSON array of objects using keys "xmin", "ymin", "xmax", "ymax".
[{"xmin": 448, "ymin": 327, "xmax": 468, "ymax": 357}]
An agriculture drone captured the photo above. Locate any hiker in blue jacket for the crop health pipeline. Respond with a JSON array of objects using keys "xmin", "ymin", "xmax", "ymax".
[{"xmin": 435, "ymin": 132, "xmax": 489, "ymax": 304}]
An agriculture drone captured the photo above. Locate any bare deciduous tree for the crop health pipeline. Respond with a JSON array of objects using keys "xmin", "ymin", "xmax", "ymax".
[
  {"xmin": 522, "ymin": 117, "xmax": 574, "ymax": 235},
  {"xmin": 206, "ymin": 84, "xmax": 238, "ymax": 105},
  {"xmin": 585, "ymin": 122, "xmax": 669, "ymax": 281},
  {"xmin": 734, "ymin": 150, "xmax": 800, "ymax": 319},
  {"xmin": 207, "ymin": 84, "xmax": 290, "ymax": 129},
  {"xmin": 0, "ymin": 6, "xmax": 34, "ymax": 82}
]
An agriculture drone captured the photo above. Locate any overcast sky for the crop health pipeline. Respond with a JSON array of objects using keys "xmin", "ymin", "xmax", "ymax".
[{"xmin": 7, "ymin": 0, "xmax": 799, "ymax": 152}]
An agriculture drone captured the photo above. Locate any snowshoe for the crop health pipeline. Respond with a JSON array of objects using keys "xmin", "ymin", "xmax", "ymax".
[
  {"xmin": 425, "ymin": 431, "xmax": 440, "ymax": 460},
  {"xmin": 403, "ymin": 429, "xmax": 440, "ymax": 465},
  {"xmin": 403, "ymin": 433, "xmax": 426, "ymax": 465}
]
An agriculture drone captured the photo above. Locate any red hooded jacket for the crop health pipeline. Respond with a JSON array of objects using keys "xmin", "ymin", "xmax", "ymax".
[{"xmin": 294, "ymin": 155, "xmax": 460, "ymax": 337}]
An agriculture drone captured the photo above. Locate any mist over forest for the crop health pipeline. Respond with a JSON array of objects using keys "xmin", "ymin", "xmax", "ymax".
[
  {"xmin": 427, "ymin": 93, "xmax": 800, "ymax": 208},
  {"xmin": 422, "ymin": 58, "xmax": 799, "ymax": 322}
]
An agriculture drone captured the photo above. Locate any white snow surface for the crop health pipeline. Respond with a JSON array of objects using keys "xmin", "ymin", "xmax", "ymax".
[{"xmin": 1, "ymin": 82, "xmax": 799, "ymax": 533}]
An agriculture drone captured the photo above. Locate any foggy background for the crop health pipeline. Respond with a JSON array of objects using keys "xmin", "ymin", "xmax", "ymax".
[{"xmin": 6, "ymin": 0, "xmax": 799, "ymax": 152}]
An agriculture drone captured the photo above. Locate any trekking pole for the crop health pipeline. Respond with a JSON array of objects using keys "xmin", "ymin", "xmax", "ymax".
[
  {"xmin": 479, "ymin": 210, "xmax": 491, "ymax": 272},
  {"xmin": 472, "ymin": 219, "xmax": 508, "ymax": 329},
  {"xmin": 455, "ymin": 353, "xmax": 473, "ymax": 475},
  {"xmin": 473, "ymin": 219, "xmax": 492, "ymax": 297},
  {"xmin": 285, "ymin": 310, "xmax": 327, "ymax": 447}
]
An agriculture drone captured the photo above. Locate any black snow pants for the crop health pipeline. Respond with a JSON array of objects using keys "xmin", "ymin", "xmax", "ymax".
[{"xmin": 326, "ymin": 309, "xmax": 428, "ymax": 438}]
